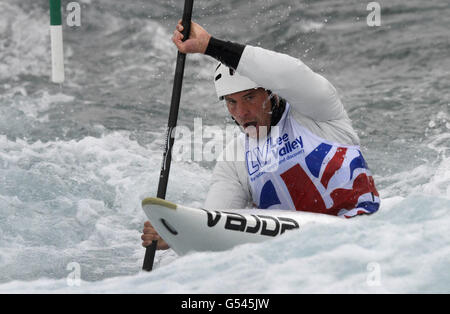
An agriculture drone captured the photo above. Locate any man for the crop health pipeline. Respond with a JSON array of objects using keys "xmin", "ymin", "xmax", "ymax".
[{"xmin": 142, "ymin": 21, "xmax": 380, "ymax": 250}]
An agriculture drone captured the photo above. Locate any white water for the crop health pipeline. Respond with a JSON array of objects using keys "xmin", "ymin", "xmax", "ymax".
[
  {"xmin": 0, "ymin": 132, "xmax": 448, "ymax": 293},
  {"xmin": 0, "ymin": 0, "xmax": 449, "ymax": 293}
]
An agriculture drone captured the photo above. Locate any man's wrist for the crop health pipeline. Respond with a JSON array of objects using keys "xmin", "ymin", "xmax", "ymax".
[{"xmin": 202, "ymin": 34, "xmax": 212, "ymax": 54}]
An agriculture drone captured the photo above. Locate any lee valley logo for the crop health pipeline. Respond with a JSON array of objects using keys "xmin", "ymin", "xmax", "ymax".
[
  {"xmin": 246, "ymin": 132, "xmax": 304, "ymax": 175},
  {"xmin": 201, "ymin": 209, "xmax": 300, "ymax": 237}
]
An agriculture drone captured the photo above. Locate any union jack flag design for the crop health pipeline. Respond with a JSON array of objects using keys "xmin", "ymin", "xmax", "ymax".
[{"xmin": 247, "ymin": 110, "xmax": 380, "ymax": 218}]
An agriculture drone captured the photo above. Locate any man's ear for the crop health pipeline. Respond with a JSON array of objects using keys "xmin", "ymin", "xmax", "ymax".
[
  {"xmin": 270, "ymin": 93, "xmax": 279, "ymax": 108},
  {"xmin": 273, "ymin": 94, "xmax": 280, "ymax": 107},
  {"xmin": 265, "ymin": 90, "xmax": 278, "ymax": 107}
]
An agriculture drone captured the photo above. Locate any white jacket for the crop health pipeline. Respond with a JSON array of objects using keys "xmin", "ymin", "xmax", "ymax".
[{"xmin": 205, "ymin": 46, "xmax": 360, "ymax": 210}]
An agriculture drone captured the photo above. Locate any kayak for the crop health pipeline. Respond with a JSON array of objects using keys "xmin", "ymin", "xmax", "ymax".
[{"xmin": 142, "ymin": 197, "xmax": 342, "ymax": 256}]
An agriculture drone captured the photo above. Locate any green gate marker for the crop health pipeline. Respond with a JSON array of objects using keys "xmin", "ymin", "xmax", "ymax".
[{"xmin": 50, "ymin": 0, "xmax": 65, "ymax": 83}]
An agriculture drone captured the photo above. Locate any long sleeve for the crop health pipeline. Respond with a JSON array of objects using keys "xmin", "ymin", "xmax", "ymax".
[
  {"xmin": 204, "ymin": 136, "xmax": 251, "ymax": 209},
  {"xmin": 204, "ymin": 159, "xmax": 250, "ymax": 209},
  {"xmin": 237, "ymin": 46, "xmax": 345, "ymax": 122}
]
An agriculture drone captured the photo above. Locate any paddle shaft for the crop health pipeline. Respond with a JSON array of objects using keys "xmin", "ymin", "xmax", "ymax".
[{"xmin": 142, "ymin": 0, "xmax": 194, "ymax": 272}]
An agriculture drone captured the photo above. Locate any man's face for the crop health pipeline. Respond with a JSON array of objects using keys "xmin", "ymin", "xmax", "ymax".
[{"xmin": 224, "ymin": 88, "xmax": 272, "ymax": 138}]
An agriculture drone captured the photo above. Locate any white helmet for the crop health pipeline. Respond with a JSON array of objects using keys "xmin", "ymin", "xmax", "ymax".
[{"xmin": 214, "ymin": 63, "xmax": 260, "ymax": 100}]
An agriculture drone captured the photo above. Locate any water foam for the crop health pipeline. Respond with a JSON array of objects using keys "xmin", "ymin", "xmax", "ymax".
[{"xmin": 0, "ymin": 131, "xmax": 210, "ymax": 283}]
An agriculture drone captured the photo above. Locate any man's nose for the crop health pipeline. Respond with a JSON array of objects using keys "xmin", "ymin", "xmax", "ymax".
[{"xmin": 235, "ymin": 102, "xmax": 250, "ymax": 119}]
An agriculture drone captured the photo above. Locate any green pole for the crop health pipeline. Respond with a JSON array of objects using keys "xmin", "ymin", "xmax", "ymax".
[
  {"xmin": 49, "ymin": 0, "xmax": 65, "ymax": 83},
  {"xmin": 49, "ymin": 0, "xmax": 62, "ymax": 26}
]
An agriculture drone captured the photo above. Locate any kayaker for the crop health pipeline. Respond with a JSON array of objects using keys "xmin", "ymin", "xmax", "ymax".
[{"xmin": 142, "ymin": 21, "xmax": 380, "ymax": 250}]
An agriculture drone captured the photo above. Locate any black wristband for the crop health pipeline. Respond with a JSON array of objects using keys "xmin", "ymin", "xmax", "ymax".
[{"xmin": 205, "ymin": 37, "xmax": 245, "ymax": 70}]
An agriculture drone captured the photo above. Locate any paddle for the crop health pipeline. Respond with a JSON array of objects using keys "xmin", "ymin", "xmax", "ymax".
[{"xmin": 142, "ymin": 0, "xmax": 194, "ymax": 272}]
